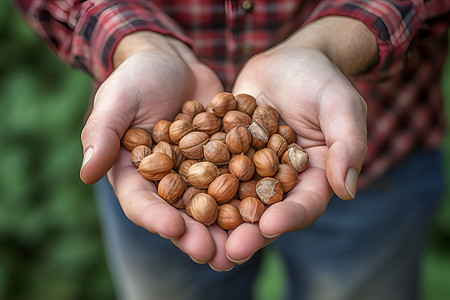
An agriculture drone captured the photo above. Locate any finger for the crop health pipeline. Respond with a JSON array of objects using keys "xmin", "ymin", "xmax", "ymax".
[
  {"xmin": 319, "ymin": 83, "xmax": 368, "ymax": 200},
  {"xmin": 258, "ymin": 161, "xmax": 331, "ymax": 238},
  {"xmin": 108, "ymin": 148, "xmax": 186, "ymax": 239},
  {"xmin": 170, "ymin": 213, "xmax": 216, "ymax": 264},
  {"xmin": 207, "ymin": 225, "xmax": 235, "ymax": 271},
  {"xmin": 225, "ymin": 222, "xmax": 276, "ymax": 264},
  {"xmin": 80, "ymin": 73, "xmax": 137, "ymax": 184}
]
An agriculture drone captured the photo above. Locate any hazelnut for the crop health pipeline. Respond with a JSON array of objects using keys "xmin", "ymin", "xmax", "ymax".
[
  {"xmin": 252, "ymin": 105, "xmax": 279, "ymax": 136},
  {"xmin": 235, "ymin": 93, "xmax": 257, "ymax": 116},
  {"xmin": 228, "ymin": 153, "xmax": 255, "ymax": 181},
  {"xmin": 259, "ymin": 104, "xmax": 280, "ymax": 121},
  {"xmin": 256, "ymin": 177, "xmax": 284, "ymax": 205},
  {"xmin": 157, "ymin": 173, "xmax": 186, "ymax": 204},
  {"xmin": 245, "ymin": 147, "xmax": 256, "ymax": 161},
  {"xmin": 239, "ymin": 197, "xmax": 265, "ymax": 223},
  {"xmin": 267, "ymin": 134, "xmax": 288, "ymax": 159},
  {"xmin": 185, "ymin": 161, "xmax": 220, "ymax": 189},
  {"xmin": 222, "ymin": 110, "xmax": 252, "ymax": 132},
  {"xmin": 121, "ymin": 127, "xmax": 153, "ymax": 152},
  {"xmin": 171, "ymin": 198, "xmax": 186, "ymax": 210},
  {"xmin": 207, "ymin": 174, "xmax": 240, "ymax": 204},
  {"xmin": 281, "ymin": 144, "xmax": 309, "ymax": 173},
  {"xmin": 203, "ymin": 140, "xmax": 230, "ymax": 166},
  {"xmin": 228, "ymin": 199, "xmax": 242, "ymax": 209},
  {"xmin": 188, "ymin": 193, "xmax": 218, "ymax": 226},
  {"xmin": 278, "ymin": 125, "xmax": 297, "ymax": 144},
  {"xmin": 152, "ymin": 120, "xmax": 172, "ymax": 144},
  {"xmin": 177, "ymin": 159, "xmax": 198, "ymax": 178},
  {"xmin": 253, "ymin": 148, "xmax": 279, "ymax": 177},
  {"xmin": 181, "ymin": 100, "xmax": 205, "ymax": 116},
  {"xmin": 218, "ymin": 165, "xmax": 231, "ymax": 174},
  {"xmin": 152, "ymin": 141, "xmax": 175, "ymax": 163},
  {"xmin": 138, "ymin": 153, "xmax": 173, "ymax": 181},
  {"xmin": 172, "ymin": 145, "xmax": 185, "ymax": 171},
  {"xmin": 178, "ymin": 131, "xmax": 210, "ymax": 159},
  {"xmin": 217, "ymin": 204, "xmax": 243, "ymax": 230},
  {"xmin": 192, "ymin": 112, "xmax": 222, "ymax": 135},
  {"xmin": 209, "ymin": 92, "xmax": 237, "ymax": 117},
  {"xmin": 130, "ymin": 145, "xmax": 152, "ymax": 168},
  {"xmin": 169, "ymin": 119, "xmax": 195, "ymax": 144},
  {"xmin": 274, "ymin": 164, "xmax": 300, "ymax": 193},
  {"xmin": 226, "ymin": 124, "xmax": 252, "ymax": 154},
  {"xmin": 238, "ymin": 180, "xmax": 259, "ymax": 200},
  {"xmin": 247, "ymin": 120, "xmax": 269, "ymax": 150}
]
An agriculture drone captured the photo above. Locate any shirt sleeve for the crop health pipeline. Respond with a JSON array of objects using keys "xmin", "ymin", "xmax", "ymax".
[
  {"xmin": 304, "ymin": 0, "xmax": 450, "ymax": 78},
  {"xmin": 14, "ymin": 0, "xmax": 192, "ymax": 82}
]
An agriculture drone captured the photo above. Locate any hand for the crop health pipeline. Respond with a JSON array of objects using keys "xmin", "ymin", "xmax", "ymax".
[
  {"xmin": 226, "ymin": 17, "xmax": 375, "ymax": 263},
  {"xmin": 79, "ymin": 32, "xmax": 235, "ymax": 270}
]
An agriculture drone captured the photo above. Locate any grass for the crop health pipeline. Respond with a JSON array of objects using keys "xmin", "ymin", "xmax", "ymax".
[{"xmin": 0, "ymin": 1, "xmax": 449, "ymax": 299}]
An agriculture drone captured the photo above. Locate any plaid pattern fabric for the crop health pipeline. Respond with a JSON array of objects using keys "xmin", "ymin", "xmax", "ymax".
[{"xmin": 15, "ymin": 0, "xmax": 450, "ymax": 187}]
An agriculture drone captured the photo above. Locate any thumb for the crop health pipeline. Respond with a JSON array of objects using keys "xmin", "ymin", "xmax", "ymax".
[
  {"xmin": 80, "ymin": 75, "xmax": 136, "ymax": 184},
  {"xmin": 321, "ymin": 91, "xmax": 368, "ymax": 200}
]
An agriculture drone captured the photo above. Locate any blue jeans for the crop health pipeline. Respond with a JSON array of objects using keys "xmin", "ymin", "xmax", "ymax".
[{"xmin": 94, "ymin": 149, "xmax": 445, "ymax": 300}]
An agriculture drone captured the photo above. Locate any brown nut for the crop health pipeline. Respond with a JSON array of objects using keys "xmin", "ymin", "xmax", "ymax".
[
  {"xmin": 281, "ymin": 143, "xmax": 309, "ymax": 173},
  {"xmin": 188, "ymin": 193, "xmax": 218, "ymax": 226},
  {"xmin": 177, "ymin": 159, "xmax": 198, "ymax": 178},
  {"xmin": 182, "ymin": 186, "xmax": 205, "ymax": 207},
  {"xmin": 174, "ymin": 112, "xmax": 194, "ymax": 123},
  {"xmin": 253, "ymin": 148, "xmax": 279, "ymax": 177},
  {"xmin": 256, "ymin": 177, "xmax": 284, "ymax": 205},
  {"xmin": 207, "ymin": 173, "xmax": 240, "ymax": 204},
  {"xmin": 138, "ymin": 153, "xmax": 173, "ymax": 181},
  {"xmin": 203, "ymin": 140, "xmax": 230, "ymax": 166},
  {"xmin": 217, "ymin": 204, "xmax": 243, "ymax": 230},
  {"xmin": 169, "ymin": 119, "xmax": 195, "ymax": 144},
  {"xmin": 222, "ymin": 110, "xmax": 252, "ymax": 132},
  {"xmin": 239, "ymin": 197, "xmax": 265, "ymax": 223},
  {"xmin": 192, "ymin": 112, "xmax": 222, "ymax": 135},
  {"xmin": 274, "ymin": 164, "xmax": 300, "ymax": 193},
  {"xmin": 157, "ymin": 173, "xmax": 186, "ymax": 204},
  {"xmin": 267, "ymin": 134, "xmax": 288, "ymax": 159},
  {"xmin": 185, "ymin": 161, "xmax": 220, "ymax": 189},
  {"xmin": 209, "ymin": 92, "xmax": 237, "ymax": 117},
  {"xmin": 152, "ymin": 120, "xmax": 172, "ymax": 144},
  {"xmin": 209, "ymin": 132, "xmax": 227, "ymax": 143},
  {"xmin": 252, "ymin": 105, "xmax": 279, "ymax": 136},
  {"xmin": 238, "ymin": 180, "xmax": 259, "ymax": 200},
  {"xmin": 235, "ymin": 94, "xmax": 257, "ymax": 116},
  {"xmin": 181, "ymin": 100, "xmax": 205, "ymax": 117},
  {"xmin": 121, "ymin": 127, "xmax": 153, "ymax": 152},
  {"xmin": 226, "ymin": 124, "xmax": 252, "ymax": 154},
  {"xmin": 152, "ymin": 141, "xmax": 175, "ymax": 163},
  {"xmin": 247, "ymin": 120, "xmax": 269, "ymax": 150},
  {"xmin": 172, "ymin": 145, "xmax": 185, "ymax": 171},
  {"xmin": 228, "ymin": 153, "xmax": 255, "ymax": 182},
  {"xmin": 277, "ymin": 125, "xmax": 297, "ymax": 145},
  {"xmin": 130, "ymin": 145, "xmax": 152, "ymax": 168},
  {"xmin": 178, "ymin": 131, "xmax": 210, "ymax": 159}
]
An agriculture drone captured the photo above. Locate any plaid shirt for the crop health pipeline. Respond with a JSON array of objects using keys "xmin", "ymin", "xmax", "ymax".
[{"xmin": 15, "ymin": 0, "xmax": 450, "ymax": 187}]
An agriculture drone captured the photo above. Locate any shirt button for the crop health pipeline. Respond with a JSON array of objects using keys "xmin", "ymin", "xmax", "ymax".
[
  {"xmin": 242, "ymin": 0, "xmax": 254, "ymax": 13},
  {"xmin": 242, "ymin": 42, "xmax": 254, "ymax": 55}
]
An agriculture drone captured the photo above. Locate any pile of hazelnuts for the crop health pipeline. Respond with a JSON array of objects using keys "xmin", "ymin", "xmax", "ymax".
[{"xmin": 121, "ymin": 92, "xmax": 309, "ymax": 230}]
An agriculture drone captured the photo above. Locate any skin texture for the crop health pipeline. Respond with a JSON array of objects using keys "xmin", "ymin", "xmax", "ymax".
[{"xmin": 79, "ymin": 16, "xmax": 378, "ymax": 271}]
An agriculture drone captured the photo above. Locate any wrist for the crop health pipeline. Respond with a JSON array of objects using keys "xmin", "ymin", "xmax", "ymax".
[{"xmin": 286, "ymin": 16, "xmax": 379, "ymax": 75}]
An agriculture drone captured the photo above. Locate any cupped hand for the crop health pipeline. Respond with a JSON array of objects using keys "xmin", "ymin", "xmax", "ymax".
[
  {"xmin": 227, "ymin": 45, "xmax": 368, "ymax": 263},
  {"xmin": 79, "ymin": 33, "xmax": 235, "ymax": 270}
]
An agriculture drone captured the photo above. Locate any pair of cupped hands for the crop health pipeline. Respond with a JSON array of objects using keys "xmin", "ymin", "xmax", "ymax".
[{"xmin": 79, "ymin": 27, "xmax": 368, "ymax": 271}]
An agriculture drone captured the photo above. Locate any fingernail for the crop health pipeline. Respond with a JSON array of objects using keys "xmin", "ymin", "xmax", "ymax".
[
  {"xmin": 226, "ymin": 253, "xmax": 252, "ymax": 265},
  {"xmin": 345, "ymin": 168, "xmax": 358, "ymax": 199},
  {"xmin": 208, "ymin": 263, "xmax": 235, "ymax": 272},
  {"xmin": 190, "ymin": 256, "xmax": 207, "ymax": 264},
  {"xmin": 81, "ymin": 147, "xmax": 93, "ymax": 171},
  {"xmin": 261, "ymin": 232, "xmax": 280, "ymax": 239}
]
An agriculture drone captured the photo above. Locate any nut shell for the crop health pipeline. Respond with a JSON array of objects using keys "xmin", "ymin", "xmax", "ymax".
[
  {"xmin": 169, "ymin": 119, "xmax": 195, "ymax": 144},
  {"xmin": 256, "ymin": 177, "xmax": 283, "ymax": 205},
  {"xmin": 152, "ymin": 120, "xmax": 172, "ymax": 144},
  {"xmin": 185, "ymin": 161, "xmax": 220, "ymax": 189},
  {"xmin": 130, "ymin": 145, "xmax": 152, "ymax": 168},
  {"xmin": 247, "ymin": 120, "xmax": 269, "ymax": 150},
  {"xmin": 222, "ymin": 110, "xmax": 252, "ymax": 132},
  {"xmin": 158, "ymin": 173, "xmax": 186, "ymax": 204},
  {"xmin": 138, "ymin": 153, "xmax": 173, "ymax": 181},
  {"xmin": 239, "ymin": 197, "xmax": 265, "ymax": 223},
  {"xmin": 238, "ymin": 180, "xmax": 258, "ymax": 200},
  {"xmin": 274, "ymin": 164, "xmax": 300, "ymax": 193},
  {"xmin": 281, "ymin": 144, "xmax": 309, "ymax": 173},
  {"xmin": 217, "ymin": 204, "xmax": 243, "ymax": 230},
  {"xmin": 253, "ymin": 148, "xmax": 279, "ymax": 177},
  {"xmin": 252, "ymin": 105, "xmax": 279, "ymax": 136},
  {"xmin": 203, "ymin": 140, "xmax": 230, "ymax": 166},
  {"xmin": 182, "ymin": 100, "xmax": 205, "ymax": 117},
  {"xmin": 192, "ymin": 112, "xmax": 222, "ymax": 135},
  {"xmin": 235, "ymin": 94, "xmax": 257, "ymax": 116},
  {"xmin": 122, "ymin": 127, "xmax": 153, "ymax": 152},
  {"xmin": 228, "ymin": 153, "xmax": 255, "ymax": 181},
  {"xmin": 207, "ymin": 173, "xmax": 240, "ymax": 204},
  {"xmin": 209, "ymin": 92, "xmax": 237, "ymax": 117},
  {"xmin": 178, "ymin": 131, "xmax": 210, "ymax": 159},
  {"xmin": 226, "ymin": 124, "xmax": 252, "ymax": 154},
  {"xmin": 277, "ymin": 125, "xmax": 296, "ymax": 144},
  {"xmin": 267, "ymin": 134, "xmax": 288, "ymax": 159},
  {"xmin": 188, "ymin": 193, "xmax": 218, "ymax": 226}
]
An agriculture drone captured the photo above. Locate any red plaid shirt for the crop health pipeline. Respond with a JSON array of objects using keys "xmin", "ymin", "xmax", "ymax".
[{"xmin": 15, "ymin": 0, "xmax": 450, "ymax": 187}]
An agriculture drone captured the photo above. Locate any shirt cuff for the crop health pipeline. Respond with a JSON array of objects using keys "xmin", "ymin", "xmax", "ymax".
[
  {"xmin": 304, "ymin": 1, "xmax": 422, "ymax": 79},
  {"xmin": 72, "ymin": 1, "xmax": 193, "ymax": 82}
]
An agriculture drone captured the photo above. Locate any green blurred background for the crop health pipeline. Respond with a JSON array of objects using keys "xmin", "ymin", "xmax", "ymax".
[{"xmin": 0, "ymin": 1, "xmax": 449, "ymax": 299}]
